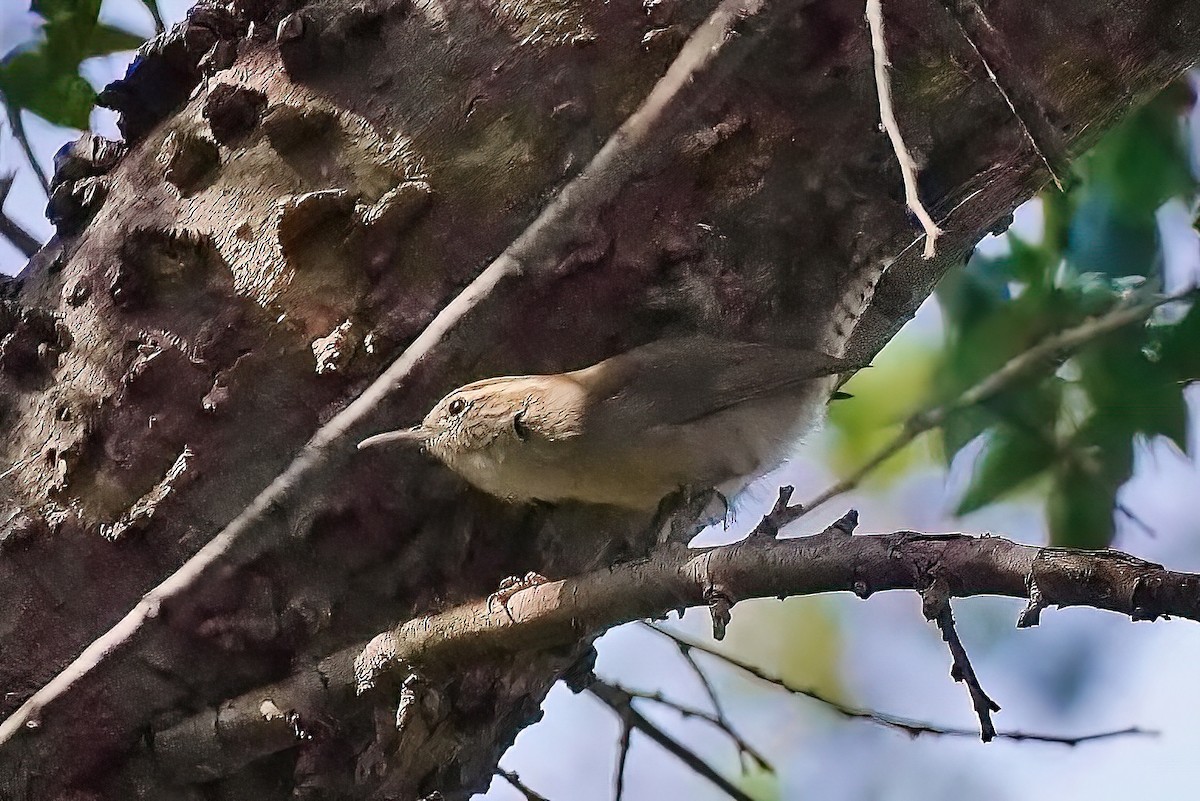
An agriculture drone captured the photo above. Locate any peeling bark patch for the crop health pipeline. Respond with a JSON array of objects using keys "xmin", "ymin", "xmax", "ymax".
[
  {"xmin": 117, "ymin": 227, "xmax": 233, "ymax": 313},
  {"xmin": 358, "ymin": 181, "xmax": 433, "ymax": 233},
  {"xmin": 492, "ymin": 0, "xmax": 596, "ymax": 48},
  {"xmin": 100, "ymin": 446, "xmax": 194, "ymax": 542},
  {"xmin": 277, "ymin": 11, "xmax": 319, "ymax": 75},
  {"xmin": 203, "ymin": 83, "xmax": 268, "ymax": 145},
  {"xmin": 312, "ymin": 320, "xmax": 357, "ymax": 375}
]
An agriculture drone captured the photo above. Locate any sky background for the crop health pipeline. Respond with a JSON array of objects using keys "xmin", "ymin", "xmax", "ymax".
[{"xmin": 2, "ymin": 3, "xmax": 1199, "ymax": 800}]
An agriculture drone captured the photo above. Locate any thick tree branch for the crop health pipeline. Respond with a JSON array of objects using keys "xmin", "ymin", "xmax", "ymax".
[
  {"xmin": 0, "ymin": 0, "xmax": 796, "ymax": 748},
  {"xmin": 152, "ymin": 519, "xmax": 1195, "ymax": 781},
  {"xmin": 933, "ymin": 0, "xmax": 1068, "ymax": 189}
]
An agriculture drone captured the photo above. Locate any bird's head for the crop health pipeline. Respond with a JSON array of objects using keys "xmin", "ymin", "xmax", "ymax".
[{"xmin": 358, "ymin": 377, "xmax": 536, "ymax": 465}]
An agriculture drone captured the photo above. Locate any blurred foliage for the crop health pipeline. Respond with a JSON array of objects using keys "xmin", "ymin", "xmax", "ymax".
[
  {"xmin": 736, "ymin": 764, "xmax": 779, "ymax": 801},
  {"xmin": 722, "ymin": 598, "xmax": 844, "ymax": 705},
  {"xmin": 827, "ymin": 340, "xmax": 940, "ymax": 482},
  {"xmin": 834, "ymin": 83, "xmax": 1199, "ymax": 549},
  {"xmin": 0, "ymin": 0, "xmax": 152, "ymax": 132}
]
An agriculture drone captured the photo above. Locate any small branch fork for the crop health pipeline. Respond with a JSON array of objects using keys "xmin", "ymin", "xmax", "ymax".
[
  {"xmin": 606, "ymin": 681, "xmax": 773, "ymax": 773},
  {"xmin": 642, "ymin": 622, "xmax": 763, "ymax": 773},
  {"xmin": 589, "ymin": 680, "xmax": 757, "ymax": 801},
  {"xmin": 801, "ymin": 286, "xmax": 1198, "ymax": 516}
]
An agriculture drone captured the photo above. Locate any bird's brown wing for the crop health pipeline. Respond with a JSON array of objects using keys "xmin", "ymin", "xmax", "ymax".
[{"xmin": 572, "ymin": 335, "xmax": 863, "ymax": 432}]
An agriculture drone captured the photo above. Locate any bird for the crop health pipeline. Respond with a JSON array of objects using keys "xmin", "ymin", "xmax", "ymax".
[{"xmin": 358, "ymin": 335, "xmax": 862, "ymax": 511}]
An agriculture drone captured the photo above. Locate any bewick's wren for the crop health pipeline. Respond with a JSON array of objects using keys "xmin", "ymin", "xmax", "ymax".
[{"xmin": 359, "ymin": 335, "xmax": 860, "ymax": 510}]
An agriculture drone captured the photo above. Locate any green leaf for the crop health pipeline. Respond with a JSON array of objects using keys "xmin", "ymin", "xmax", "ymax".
[
  {"xmin": 956, "ymin": 424, "xmax": 1057, "ymax": 515},
  {"xmin": 0, "ymin": 52, "xmax": 95, "ymax": 129},
  {"xmin": 1048, "ymin": 464, "xmax": 1119, "ymax": 549},
  {"xmin": 1, "ymin": 0, "xmax": 146, "ymax": 130},
  {"xmin": 1158, "ymin": 301, "xmax": 1200, "ymax": 383},
  {"xmin": 32, "ymin": 0, "xmax": 100, "ymax": 23},
  {"xmin": 1047, "ymin": 412, "xmax": 1136, "ymax": 549},
  {"xmin": 82, "ymin": 24, "xmax": 144, "ymax": 58},
  {"xmin": 1078, "ymin": 327, "xmax": 1188, "ymax": 452},
  {"xmin": 1066, "ymin": 92, "xmax": 1195, "ymax": 281},
  {"xmin": 941, "ymin": 404, "xmax": 991, "ymax": 463}
]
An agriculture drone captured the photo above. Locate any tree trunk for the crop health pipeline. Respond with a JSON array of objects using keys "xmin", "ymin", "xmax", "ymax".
[{"xmin": 0, "ymin": 0, "xmax": 1196, "ymax": 798}]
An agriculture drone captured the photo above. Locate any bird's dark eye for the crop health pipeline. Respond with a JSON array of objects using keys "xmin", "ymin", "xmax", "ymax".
[
  {"xmin": 513, "ymin": 410, "xmax": 529, "ymax": 441},
  {"xmin": 448, "ymin": 398, "xmax": 466, "ymax": 416}
]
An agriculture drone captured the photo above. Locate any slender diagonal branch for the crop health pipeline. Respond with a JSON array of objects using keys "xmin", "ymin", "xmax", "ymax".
[
  {"xmin": 866, "ymin": 0, "xmax": 942, "ymax": 258},
  {"xmin": 611, "ymin": 682, "xmax": 773, "ymax": 773},
  {"xmin": 646, "ymin": 622, "xmax": 765, "ymax": 772},
  {"xmin": 644, "ymin": 625, "xmax": 1147, "ymax": 746},
  {"xmin": 0, "ymin": 0, "xmax": 800, "ymax": 747},
  {"xmin": 4, "ymin": 106, "xmax": 50, "ymax": 195},
  {"xmin": 922, "ymin": 581, "xmax": 1000, "ymax": 741},
  {"xmin": 497, "ymin": 769, "xmax": 551, "ymax": 801},
  {"xmin": 0, "ymin": 174, "xmax": 41, "ymax": 258},
  {"xmin": 801, "ymin": 286, "xmax": 1198, "ymax": 515},
  {"xmin": 590, "ymin": 680, "xmax": 756, "ymax": 801}
]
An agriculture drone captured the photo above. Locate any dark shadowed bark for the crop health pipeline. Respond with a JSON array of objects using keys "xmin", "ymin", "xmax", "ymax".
[{"xmin": 0, "ymin": 0, "xmax": 1197, "ymax": 798}]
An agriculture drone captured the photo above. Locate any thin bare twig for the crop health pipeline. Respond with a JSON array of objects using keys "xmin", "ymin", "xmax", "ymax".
[
  {"xmin": 0, "ymin": 174, "xmax": 41, "ymax": 258},
  {"xmin": 866, "ymin": 0, "xmax": 942, "ymax": 258},
  {"xmin": 612, "ymin": 682, "xmax": 773, "ymax": 773},
  {"xmin": 3, "ymin": 106, "xmax": 50, "ymax": 195},
  {"xmin": 922, "ymin": 581, "xmax": 999, "ymax": 741},
  {"xmin": 644, "ymin": 625, "xmax": 1152, "ymax": 746},
  {"xmin": 0, "ymin": 0, "xmax": 790, "ymax": 747},
  {"xmin": 649, "ymin": 623, "xmax": 762, "ymax": 772},
  {"xmin": 590, "ymin": 681, "xmax": 756, "ymax": 801},
  {"xmin": 497, "ymin": 769, "xmax": 551, "ymax": 801},
  {"xmin": 801, "ymin": 286, "xmax": 1199, "ymax": 515},
  {"xmin": 613, "ymin": 708, "xmax": 633, "ymax": 801}
]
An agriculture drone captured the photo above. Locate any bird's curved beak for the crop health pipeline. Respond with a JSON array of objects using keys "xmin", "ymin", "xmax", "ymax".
[{"xmin": 357, "ymin": 426, "xmax": 430, "ymax": 449}]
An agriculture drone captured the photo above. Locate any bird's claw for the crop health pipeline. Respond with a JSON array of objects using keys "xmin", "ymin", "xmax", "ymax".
[
  {"xmin": 652, "ymin": 486, "xmax": 728, "ymax": 545},
  {"xmin": 486, "ymin": 571, "xmax": 549, "ymax": 615}
]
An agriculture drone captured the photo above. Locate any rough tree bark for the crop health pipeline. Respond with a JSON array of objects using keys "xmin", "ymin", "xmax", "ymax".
[{"xmin": 0, "ymin": 0, "xmax": 1197, "ymax": 799}]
